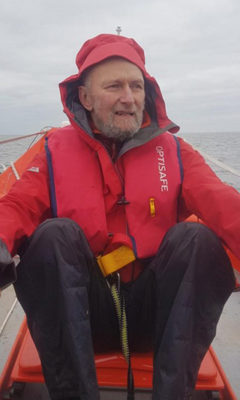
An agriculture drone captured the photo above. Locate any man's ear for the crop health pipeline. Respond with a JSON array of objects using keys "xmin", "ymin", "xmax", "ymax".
[{"xmin": 78, "ymin": 86, "xmax": 93, "ymax": 111}]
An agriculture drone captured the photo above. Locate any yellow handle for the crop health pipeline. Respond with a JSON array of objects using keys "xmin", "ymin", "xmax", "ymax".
[
  {"xmin": 97, "ymin": 245, "xmax": 136, "ymax": 277},
  {"xmin": 149, "ymin": 197, "xmax": 156, "ymax": 217}
]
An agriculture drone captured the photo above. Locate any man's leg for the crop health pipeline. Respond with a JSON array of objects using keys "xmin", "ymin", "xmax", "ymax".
[
  {"xmin": 147, "ymin": 222, "xmax": 236, "ymax": 400},
  {"xmin": 14, "ymin": 218, "xmax": 119, "ymax": 400}
]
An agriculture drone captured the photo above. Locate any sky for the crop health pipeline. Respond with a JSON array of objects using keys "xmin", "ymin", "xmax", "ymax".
[{"xmin": 0, "ymin": 0, "xmax": 239, "ymax": 135}]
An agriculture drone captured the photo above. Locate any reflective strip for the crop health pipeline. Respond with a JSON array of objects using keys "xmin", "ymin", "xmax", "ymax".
[{"xmin": 97, "ymin": 245, "xmax": 136, "ymax": 277}]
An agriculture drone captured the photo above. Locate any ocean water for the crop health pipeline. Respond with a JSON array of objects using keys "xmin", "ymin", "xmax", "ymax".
[
  {"xmin": 1, "ymin": 131, "xmax": 240, "ymax": 191},
  {"xmin": 0, "ymin": 134, "xmax": 41, "ymax": 168},
  {"xmin": 179, "ymin": 131, "xmax": 240, "ymax": 192}
]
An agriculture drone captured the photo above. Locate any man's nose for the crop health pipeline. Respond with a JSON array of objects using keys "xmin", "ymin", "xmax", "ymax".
[{"xmin": 119, "ymin": 85, "xmax": 134, "ymax": 103}]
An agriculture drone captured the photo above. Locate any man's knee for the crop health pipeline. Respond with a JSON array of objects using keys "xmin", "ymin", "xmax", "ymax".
[
  {"xmin": 156, "ymin": 222, "xmax": 234, "ymax": 281},
  {"xmin": 25, "ymin": 218, "xmax": 92, "ymax": 255},
  {"xmin": 162, "ymin": 221, "xmax": 225, "ymax": 254},
  {"xmin": 16, "ymin": 218, "xmax": 93, "ymax": 294},
  {"xmin": 167, "ymin": 221, "xmax": 216, "ymax": 240},
  {"xmin": 32, "ymin": 217, "xmax": 81, "ymax": 242},
  {"xmin": 169, "ymin": 222, "xmax": 235, "ymax": 287},
  {"xmin": 19, "ymin": 218, "xmax": 93, "ymax": 266}
]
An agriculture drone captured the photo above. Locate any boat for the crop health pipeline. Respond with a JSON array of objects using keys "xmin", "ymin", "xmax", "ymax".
[
  {"xmin": 0, "ymin": 129, "xmax": 55, "ymax": 198},
  {"xmin": 0, "ymin": 315, "xmax": 238, "ymax": 400},
  {"xmin": 0, "ymin": 131, "xmax": 239, "ymax": 400}
]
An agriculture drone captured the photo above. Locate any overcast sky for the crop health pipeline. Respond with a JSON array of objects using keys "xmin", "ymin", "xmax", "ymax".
[{"xmin": 1, "ymin": 0, "xmax": 239, "ymax": 135}]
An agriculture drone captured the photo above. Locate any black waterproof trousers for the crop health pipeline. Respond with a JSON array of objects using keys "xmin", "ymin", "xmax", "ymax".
[{"xmin": 14, "ymin": 218, "xmax": 235, "ymax": 400}]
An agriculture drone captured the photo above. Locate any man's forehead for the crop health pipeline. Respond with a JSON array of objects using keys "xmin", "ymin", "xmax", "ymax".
[{"xmin": 83, "ymin": 56, "xmax": 144, "ymax": 84}]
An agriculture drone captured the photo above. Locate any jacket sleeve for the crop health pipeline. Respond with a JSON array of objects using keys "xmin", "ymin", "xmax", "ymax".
[
  {"xmin": 0, "ymin": 150, "xmax": 51, "ymax": 255},
  {"xmin": 178, "ymin": 137, "xmax": 240, "ymax": 259}
]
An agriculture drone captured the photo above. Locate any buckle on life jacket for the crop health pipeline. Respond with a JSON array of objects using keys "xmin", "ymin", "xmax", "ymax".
[{"xmin": 97, "ymin": 245, "xmax": 136, "ymax": 277}]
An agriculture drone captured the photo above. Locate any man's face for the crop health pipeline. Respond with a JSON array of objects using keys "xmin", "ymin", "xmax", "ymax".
[{"xmin": 78, "ymin": 58, "xmax": 145, "ymax": 141}]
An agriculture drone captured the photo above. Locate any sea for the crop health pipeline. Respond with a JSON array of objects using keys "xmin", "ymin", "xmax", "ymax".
[{"xmin": 0, "ymin": 131, "xmax": 240, "ymax": 192}]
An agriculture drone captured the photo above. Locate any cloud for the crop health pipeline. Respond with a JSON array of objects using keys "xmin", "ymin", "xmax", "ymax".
[{"xmin": 0, "ymin": 0, "xmax": 240, "ymax": 134}]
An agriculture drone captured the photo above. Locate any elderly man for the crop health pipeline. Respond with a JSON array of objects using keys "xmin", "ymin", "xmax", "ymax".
[{"xmin": 0, "ymin": 34, "xmax": 239, "ymax": 400}]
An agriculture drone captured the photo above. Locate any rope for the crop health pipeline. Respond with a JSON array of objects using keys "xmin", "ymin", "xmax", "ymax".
[
  {"xmin": 0, "ymin": 297, "xmax": 18, "ymax": 337},
  {"xmin": 110, "ymin": 276, "xmax": 135, "ymax": 400},
  {"xmin": 0, "ymin": 131, "xmax": 46, "ymax": 146},
  {"xmin": 110, "ymin": 284, "xmax": 130, "ymax": 362}
]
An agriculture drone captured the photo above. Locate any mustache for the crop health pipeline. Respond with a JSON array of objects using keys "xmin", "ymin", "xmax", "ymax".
[{"xmin": 114, "ymin": 110, "xmax": 135, "ymax": 115}]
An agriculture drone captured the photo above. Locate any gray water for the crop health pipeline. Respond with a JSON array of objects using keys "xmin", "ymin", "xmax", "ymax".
[
  {"xmin": 179, "ymin": 131, "xmax": 240, "ymax": 192},
  {"xmin": 0, "ymin": 135, "xmax": 41, "ymax": 168}
]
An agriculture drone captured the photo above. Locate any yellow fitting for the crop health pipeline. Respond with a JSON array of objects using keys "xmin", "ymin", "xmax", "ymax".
[
  {"xmin": 149, "ymin": 197, "xmax": 155, "ymax": 217},
  {"xmin": 97, "ymin": 245, "xmax": 136, "ymax": 277}
]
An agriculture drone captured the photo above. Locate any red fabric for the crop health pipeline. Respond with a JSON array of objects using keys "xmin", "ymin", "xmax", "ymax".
[
  {"xmin": 0, "ymin": 132, "xmax": 240, "ymax": 278},
  {"xmin": 75, "ymin": 35, "xmax": 146, "ymax": 76},
  {"xmin": 47, "ymin": 127, "xmax": 181, "ymax": 266},
  {"xmin": 0, "ymin": 151, "xmax": 51, "ymax": 255}
]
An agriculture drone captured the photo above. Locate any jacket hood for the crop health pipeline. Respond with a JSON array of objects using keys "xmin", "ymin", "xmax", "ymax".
[{"xmin": 59, "ymin": 34, "xmax": 180, "ymax": 134}]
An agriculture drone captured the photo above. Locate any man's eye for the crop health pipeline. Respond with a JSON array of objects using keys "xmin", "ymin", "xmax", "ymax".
[
  {"xmin": 107, "ymin": 84, "xmax": 120, "ymax": 89},
  {"xmin": 131, "ymin": 83, "xmax": 144, "ymax": 90}
]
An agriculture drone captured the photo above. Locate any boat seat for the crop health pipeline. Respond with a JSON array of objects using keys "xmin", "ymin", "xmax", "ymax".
[{"xmin": 11, "ymin": 327, "xmax": 224, "ymax": 391}]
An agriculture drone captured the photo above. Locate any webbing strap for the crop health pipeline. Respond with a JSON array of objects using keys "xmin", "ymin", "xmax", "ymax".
[{"xmin": 110, "ymin": 280, "xmax": 135, "ymax": 400}]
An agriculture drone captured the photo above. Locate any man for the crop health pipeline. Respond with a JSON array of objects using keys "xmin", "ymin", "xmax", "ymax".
[{"xmin": 0, "ymin": 34, "xmax": 239, "ymax": 400}]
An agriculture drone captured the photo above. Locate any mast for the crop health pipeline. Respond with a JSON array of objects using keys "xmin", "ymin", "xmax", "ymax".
[{"xmin": 116, "ymin": 26, "xmax": 122, "ymax": 35}]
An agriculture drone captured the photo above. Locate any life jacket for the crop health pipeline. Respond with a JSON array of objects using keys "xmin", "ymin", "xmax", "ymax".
[{"xmin": 45, "ymin": 125, "xmax": 182, "ymax": 260}]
